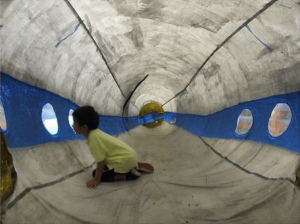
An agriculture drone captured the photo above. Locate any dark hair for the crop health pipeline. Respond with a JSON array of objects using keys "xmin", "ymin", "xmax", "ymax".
[{"xmin": 72, "ymin": 106, "xmax": 99, "ymax": 130}]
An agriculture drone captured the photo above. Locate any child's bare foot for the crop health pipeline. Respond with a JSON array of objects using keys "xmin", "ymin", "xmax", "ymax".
[{"xmin": 137, "ymin": 162, "xmax": 154, "ymax": 173}]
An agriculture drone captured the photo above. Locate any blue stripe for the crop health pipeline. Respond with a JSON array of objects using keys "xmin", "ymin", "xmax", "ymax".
[
  {"xmin": 1, "ymin": 72, "xmax": 299, "ymax": 153},
  {"xmin": 245, "ymin": 24, "xmax": 273, "ymax": 52},
  {"xmin": 55, "ymin": 20, "xmax": 84, "ymax": 48},
  {"xmin": 0, "ymin": 73, "xmax": 140, "ymax": 148},
  {"xmin": 164, "ymin": 91, "xmax": 299, "ymax": 154}
]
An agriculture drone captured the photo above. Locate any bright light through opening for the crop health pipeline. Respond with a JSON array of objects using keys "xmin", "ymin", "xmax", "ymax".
[
  {"xmin": 68, "ymin": 109, "xmax": 74, "ymax": 129},
  {"xmin": 235, "ymin": 109, "xmax": 253, "ymax": 135},
  {"xmin": 41, "ymin": 103, "xmax": 58, "ymax": 135}
]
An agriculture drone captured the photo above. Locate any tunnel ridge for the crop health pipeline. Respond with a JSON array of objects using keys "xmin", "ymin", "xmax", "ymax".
[
  {"xmin": 199, "ymin": 136, "xmax": 296, "ymax": 184},
  {"xmin": 162, "ymin": 0, "xmax": 279, "ymax": 107}
]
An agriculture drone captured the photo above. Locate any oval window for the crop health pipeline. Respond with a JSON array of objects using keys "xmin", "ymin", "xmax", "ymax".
[
  {"xmin": 235, "ymin": 109, "xmax": 253, "ymax": 135},
  {"xmin": 68, "ymin": 109, "xmax": 74, "ymax": 129},
  {"xmin": 170, "ymin": 115, "xmax": 177, "ymax": 125},
  {"xmin": 0, "ymin": 100, "xmax": 7, "ymax": 131},
  {"xmin": 41, "ymin": 103, "xmax": 58, "ymax": 135},
  {"xmin": 268, "ymin": 103, "xmax": 291, "ymax": 137}
]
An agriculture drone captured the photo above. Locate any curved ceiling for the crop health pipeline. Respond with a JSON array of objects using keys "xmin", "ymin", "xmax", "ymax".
[{"xmin": 1, "ymin": 0, "xmax": 300, "ymax": 115}]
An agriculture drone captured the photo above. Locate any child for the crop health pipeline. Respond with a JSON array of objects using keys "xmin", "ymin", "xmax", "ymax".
[{"xmin": 72, "ymin": 106, "xmax": 154, "ymax": 189}]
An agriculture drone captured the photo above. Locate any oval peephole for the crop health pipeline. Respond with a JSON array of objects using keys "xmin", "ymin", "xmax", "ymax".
[
  {"xmin": 41, "ymin": 103, "xmax": 59, "ymax": 135},
  {"xmin": 235, "ymin": 109, "xmax": 253, "ymax": 135},
  {"xmin": 268, "ymin": 103, "xmax": 291, "ymax": 137}
]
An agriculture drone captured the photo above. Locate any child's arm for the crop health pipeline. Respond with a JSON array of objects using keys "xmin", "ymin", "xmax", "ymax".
[{"xmin": 86, "ymin": 160, "xmax": 105, "ymax": 189}]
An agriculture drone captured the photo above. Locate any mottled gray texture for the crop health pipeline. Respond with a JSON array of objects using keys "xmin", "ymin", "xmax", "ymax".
[
  {"xmin": 202, "ymin": 137, "xmax": 300, "ymax": 180},
  {"xmin": 1, "ymin": 0, "xmax": 124, "ymax": 115},
  {"xmin": 3, "ymin": 0, "xmax": 299, "ymax": 115},
  {"xmin": 4, "ymin": 124, "xmax": 300, "ymax": 224}
]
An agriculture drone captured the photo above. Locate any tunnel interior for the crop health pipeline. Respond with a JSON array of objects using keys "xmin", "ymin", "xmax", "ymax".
[{"xmin": 1, "ymin": 0, "xmax": 300, "ymax": 224}]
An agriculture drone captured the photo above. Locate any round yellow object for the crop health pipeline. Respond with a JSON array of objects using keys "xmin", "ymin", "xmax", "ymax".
[{"xmin": 139, "ymin": 103, "xmax": 164, "ymax": 128}]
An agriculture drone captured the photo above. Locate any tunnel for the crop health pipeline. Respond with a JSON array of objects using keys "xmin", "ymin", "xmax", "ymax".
[{"xmin": 1, "ymin": 0, "xmax": 300, "ymax": 223}]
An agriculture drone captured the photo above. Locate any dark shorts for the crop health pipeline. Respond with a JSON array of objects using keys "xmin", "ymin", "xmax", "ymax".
[{"xmin": 92, "ymin": 165, "xmax": 119, "ymax": 182}]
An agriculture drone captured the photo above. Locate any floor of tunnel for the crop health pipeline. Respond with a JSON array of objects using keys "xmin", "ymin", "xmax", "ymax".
[{"xmin": 2, "ymin": 123, "xmax": 300, "ymax": 224}]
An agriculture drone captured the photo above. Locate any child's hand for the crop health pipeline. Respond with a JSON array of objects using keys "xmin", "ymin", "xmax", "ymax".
[{"xmin": 86, "ymin": 179, "xmax": 100, "ymax": 189}]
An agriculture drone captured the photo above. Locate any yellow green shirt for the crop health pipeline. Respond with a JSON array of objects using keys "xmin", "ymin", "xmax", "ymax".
[{"xmin": 87, "ymin": 129, "xmax": 137, "ymax": 173}]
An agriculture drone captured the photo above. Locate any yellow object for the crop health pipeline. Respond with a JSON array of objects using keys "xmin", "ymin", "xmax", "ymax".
[
  {"xmin": 87, "ymin": 129, "xmax": 138, "ymax": 173},
  {"xmin": 1, "ymin": 132, "xmax": 14, "ymax": 213},
  {"xmin": 139, "ymin": 102, "xmax": 164, "ymax": 128}
]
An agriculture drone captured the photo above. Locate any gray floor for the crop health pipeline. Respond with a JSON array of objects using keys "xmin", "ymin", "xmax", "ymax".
[{"xmin": 3, "ymin": 123, "xmax": 300, "ymax": 224}]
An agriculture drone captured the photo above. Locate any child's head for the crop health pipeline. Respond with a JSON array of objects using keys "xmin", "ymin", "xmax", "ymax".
[{"xmin": 72, "ymin": 106, "xmax": 99, "ymax": 135}]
